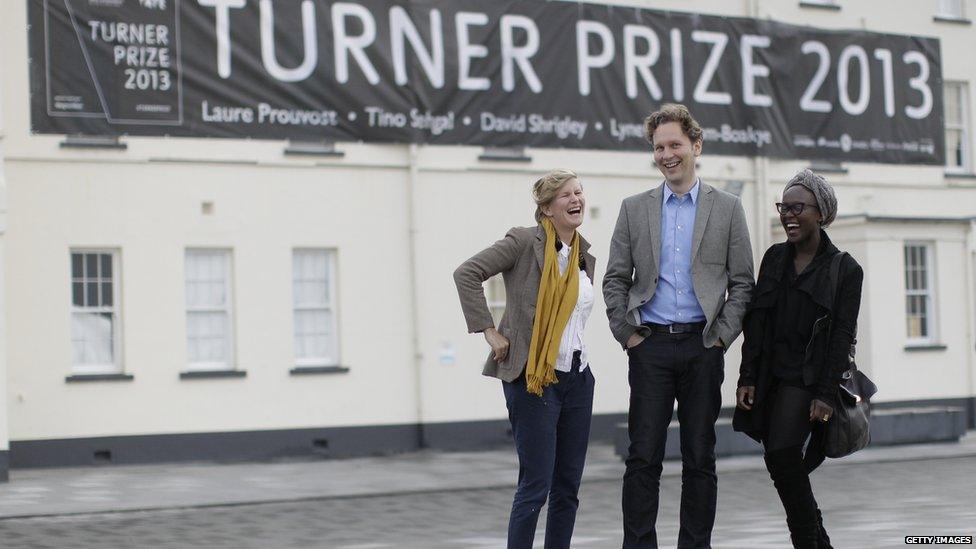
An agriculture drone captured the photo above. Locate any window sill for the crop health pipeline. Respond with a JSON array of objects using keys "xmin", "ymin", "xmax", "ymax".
[
  {"xmin": 933, "ymin": 15, "xmax": 972, "ymax": 25},
  {"xmin": 65, "ymin": 373, "xmax": 134, "ymax": 383},
  {"xmin": 478, "ymin": 146, "xmax": 532, "ymax": 163},
  {"xmin": 60, "ymin": 135, "xmax": 127, "ymax": 150},
  {"xmin": 808, "ymin": 162, "xmax": 848, "ymax": 174},
  {"xmin": 945, "ymin": 171, "xmax": 976, "ymax": 179},
  {"xmin": 179, "ymin": 370, "xmax": 247, "ymax": 379},
  {"xmin": 289, "ymin": 365, "xmax": 350, "ymax": 376},
  {"xmin": 799, "ymin": 2, "xmax": 841, "ymax": 11},
  {"xmin": 904, "ymin": 344, "xmax": 948, "ymax": 352}
]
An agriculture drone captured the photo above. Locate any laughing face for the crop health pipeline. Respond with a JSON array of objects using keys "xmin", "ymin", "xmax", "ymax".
[
  {"xmin": 652, "ymin": 121, "xmax": 701, "ymax": 189},
  {"xmin": 780, "ymin": 185, "xmax": 822, "ymax": 244},
  {"xmin": 541, "ymin": 178, "xmax": 585, "ymax": 235}
]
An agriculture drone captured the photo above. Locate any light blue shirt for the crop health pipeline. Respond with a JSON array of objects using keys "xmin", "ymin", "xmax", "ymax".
[{"xmin": 639, "ymin": 181, "xmax": 707, "ymax": 325}]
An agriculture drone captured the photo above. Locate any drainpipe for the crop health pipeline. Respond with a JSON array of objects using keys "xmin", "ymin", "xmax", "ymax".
[
  {"xmin": 406, "ymin": 143, "xmax": 425, "ymax": 448},
  {"xmin": 753, "ymin": 156, "xmax": 771, "ymax": 259},
  {"xmin": 0, "ymin": 59, "xmax": 9, "ymax": 481},
  {"xmin": 965, "ymin": 219, "xmax": 976, "ymax": 427}
]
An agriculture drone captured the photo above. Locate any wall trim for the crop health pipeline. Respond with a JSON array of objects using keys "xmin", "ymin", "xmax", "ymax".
[
  {"xmin": 8, "ymin": 400, "xmax": 970, "ymax": 470},
  {"xmin": 10, "ymin": 424, "xmax": 420, "ymax": 468}
]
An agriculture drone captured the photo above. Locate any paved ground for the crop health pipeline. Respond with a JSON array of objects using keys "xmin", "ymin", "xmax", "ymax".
[
  {"xmin": 0, "ymin": 436, "xmax": 973, "ymax": 548},
  {"xmin": 0, "ymin": 456, "xmax": 973, "ymax": 548}
]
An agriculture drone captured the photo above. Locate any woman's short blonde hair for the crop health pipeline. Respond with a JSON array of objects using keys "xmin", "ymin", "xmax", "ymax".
[{"xmin": 532, "ymin": 169, "xmax": 580, "ymax": 223}]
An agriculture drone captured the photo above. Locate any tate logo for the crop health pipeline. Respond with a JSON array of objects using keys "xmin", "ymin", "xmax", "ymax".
[{"xmin": 139, "ymin": 0, "xmax": 167, "ymax": 9}]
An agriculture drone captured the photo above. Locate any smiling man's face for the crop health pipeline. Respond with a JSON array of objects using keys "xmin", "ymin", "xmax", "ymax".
[{"xmin": 652, "ymin": 121, "xmax": 701, "ymax": 190}]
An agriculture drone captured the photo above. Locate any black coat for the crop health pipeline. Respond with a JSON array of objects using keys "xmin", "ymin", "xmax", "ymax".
[{"xmin": 732, "ymin": 231, "xmax": 863, "ymax": 442}]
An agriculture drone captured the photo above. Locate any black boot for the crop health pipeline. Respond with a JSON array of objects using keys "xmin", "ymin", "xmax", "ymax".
[
  {"xmin": 764, "ymin": 445, "xmax": 821, "ymax": 549},
  {"xmin": 816, "ymin": 509, "xmax": 833, "ymax": 549}
]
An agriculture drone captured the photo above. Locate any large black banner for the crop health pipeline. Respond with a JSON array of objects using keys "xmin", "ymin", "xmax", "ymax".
[{"xmin": 28, "ymin": 0, "xmax": 944, "ymax": 163}]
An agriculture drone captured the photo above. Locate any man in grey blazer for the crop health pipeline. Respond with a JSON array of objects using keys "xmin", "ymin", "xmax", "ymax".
[{"xmin": 604, "ymin": 104, "xmax": 754, "ymax": 548}]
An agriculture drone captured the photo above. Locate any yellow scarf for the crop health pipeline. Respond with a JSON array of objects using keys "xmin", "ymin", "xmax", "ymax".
[{"xmin": 524, "ymin": 218, "xmax": 581, "ymax": 396}]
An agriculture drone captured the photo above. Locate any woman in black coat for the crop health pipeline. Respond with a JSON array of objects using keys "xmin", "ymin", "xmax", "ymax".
[{"xmin": 733, "ymin": 169, "xmax": 863, "ymax": 549}]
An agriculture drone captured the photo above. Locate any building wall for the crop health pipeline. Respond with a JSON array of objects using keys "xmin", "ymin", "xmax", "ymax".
[{"xmin": 1, "ymin": 0, "xmax": 975, "ymax": 458}]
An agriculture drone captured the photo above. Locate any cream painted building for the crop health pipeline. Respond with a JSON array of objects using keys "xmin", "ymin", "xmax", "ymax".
[{"xmin": 0, "ymin": 0, "xmax": 974, "ymax": 478}]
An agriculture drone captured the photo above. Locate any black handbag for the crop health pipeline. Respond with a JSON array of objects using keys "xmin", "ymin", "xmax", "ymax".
[{"xmin": 823, "ymin": 252, "xmax": 878, "ymax": 459}]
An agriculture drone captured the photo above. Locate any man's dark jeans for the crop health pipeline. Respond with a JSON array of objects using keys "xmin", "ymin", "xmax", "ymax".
[
  {"xmin": 502, "ymin": 356, "xmax": 594, "ymax": 549},
  {"xmin": 621, "ymin": 332, "xmax": 724, "ymax": 549}
]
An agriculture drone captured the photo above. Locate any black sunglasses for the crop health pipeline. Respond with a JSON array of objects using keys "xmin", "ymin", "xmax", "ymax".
[{"xmin": 775, "ymin": 202, "xmax": 819, "ymax": 215}]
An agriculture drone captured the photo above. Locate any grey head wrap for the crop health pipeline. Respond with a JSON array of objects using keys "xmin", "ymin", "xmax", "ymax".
[{"xmin": 783, "ymin": 169, "xmax": 838, "ymax": 228}]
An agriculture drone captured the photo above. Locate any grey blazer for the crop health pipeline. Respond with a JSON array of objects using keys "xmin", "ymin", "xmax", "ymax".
[
  {"xmin": 454, "ymin": 225, "xmax": 597, "ymax": 382},
  {"xmin": 603, "ymin": 181, "xmax": 754, "ymax": 349}
]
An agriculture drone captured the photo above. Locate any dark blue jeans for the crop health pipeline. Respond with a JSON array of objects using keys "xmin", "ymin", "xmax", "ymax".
[
  {"xmin": 622, "ymin": 332, "xmax": 724, "ymax": 549},
  {"xmin": 502, "ymin": 357, "xmax": 595, "ymax": 549}
]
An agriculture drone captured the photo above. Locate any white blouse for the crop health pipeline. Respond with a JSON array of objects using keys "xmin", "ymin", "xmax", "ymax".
[{"xmin": 554, "ymin": 242, "xmax": 594, "ymax": 372}]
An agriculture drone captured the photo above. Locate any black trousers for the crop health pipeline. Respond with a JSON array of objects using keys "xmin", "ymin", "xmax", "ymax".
[{"xmin": 622, "ymin": 332, "xmax": 724, "ymax": 549}]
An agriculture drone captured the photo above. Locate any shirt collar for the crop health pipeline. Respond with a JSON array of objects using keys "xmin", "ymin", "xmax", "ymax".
[{"xmin": 663, "ymin": 178, "xmax": 700, "ymax": 205}]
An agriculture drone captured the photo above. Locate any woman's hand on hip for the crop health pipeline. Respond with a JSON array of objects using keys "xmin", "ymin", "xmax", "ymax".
[
  {"xmin": 736, "ymin": 386, "xmax": 755, "ymax": 410},
  {"xmin": 809, "ymin": 399, "xmax": 834, "ymax": 423},
  {"xmin": 483, "ymin": 327, "xmax": 510, "ymax": 362}
]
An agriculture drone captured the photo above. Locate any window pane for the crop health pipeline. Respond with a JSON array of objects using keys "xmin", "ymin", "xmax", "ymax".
[
  {"xmin": 939, "ymin": 0, "xmax": 964, "ymax": 17},
  {"xmin": 101, "ymin": 282, "xmax": 113, "ymax": 307},
  {"xmin": 293, "ymin": 251, "xmax": 329, "ymax": 306},
  {"xmin": 186, "ymin": 251, "xmax": 229, "ymax": 308},
  {"xmin": 86, "ymin": 254, "xmax": 98, "ymax": 279},
  {"xmin": 72, "ymin": 282, "xmax": 85, "ymax": 307},
  {"xmin": 86, "ymin": 282, "xmax": 98, "ymax": 307},
  {"xmin": 71, "ymin": 312, "xmax": 114, "ymax": 364},
  {"xmin": 945, "ymin": 85, "xmax": 961, "ymax": 123},
  {"xmin": 295, "ymin": 309, "xmax": 330, "ymax": 360},
  {"xmin": 101, "ymin": 254, "xmax": 112, "ymax": 278},
  {"xmin": 187, "ymin": 311, "xmax": 227, "ymax": 363},
  {"xmin": 946, "ymin": 129, "xmax": 963, "ymax": 168},
  {"xmin": 72, "ymin": 253, "xmax": 84, "ymax": 278}
]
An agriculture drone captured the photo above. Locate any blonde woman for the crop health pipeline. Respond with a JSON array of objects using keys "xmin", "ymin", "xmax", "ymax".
[{"xmin": 454, "ymin": 169, "xmax": 596, "ymax": 549}]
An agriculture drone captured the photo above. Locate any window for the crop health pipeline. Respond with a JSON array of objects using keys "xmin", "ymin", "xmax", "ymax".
[
  {"xmin": 937, "ymin": 0, "xmax": 965, "ymax": 18},
  {"xmin": 70, "ymin": 251, "xmax": 121, "ymax": 373},
  {"xmin": 185, "ymin": 249, "xmax": 234, "ymax": 370},
  {"xmin": 945, "ymin": 82, "xmax": 971, "ymax": 173},
  {"xmin": 904, "ymin": 243, "xmax": 936, "ymax": 343},
  {"xmin": 486, "ymin": 274, "xmax": 506, "ymax": 326},
  {"xmin": 293, "ymin": 249, "xmax": 338, "ymax": 366}
]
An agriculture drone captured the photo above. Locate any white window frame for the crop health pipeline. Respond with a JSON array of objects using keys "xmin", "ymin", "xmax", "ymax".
[
  {"xmin": 486, "ymin": 274, "xmax": 506, "ymax": 326},
  {"xmin": 292, "ymin": 248, "xmax": 339, "ymax": 367},
  {"xmin": 69, "ymin": 249, "xmax": 122, "ymax": 375},
  {"xmin": 937, "ymin": 0, "xmax": 966, "ymax": 19},
  {"xmin": 904, "ymin": 242, "xmax": 938, "ymax": 345},
  {"xmin": 184, "ymin": 248, "xmax": 235, "ymax": 371},
  {"xmin": 944, "ymin": 82, "xmax": 972, "ymax": 174}
]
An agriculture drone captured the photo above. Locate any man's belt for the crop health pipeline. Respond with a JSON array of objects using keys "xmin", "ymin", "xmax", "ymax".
[{"xmin": 643, "ymin": 321, "xmax": 706, "ymax": 334}]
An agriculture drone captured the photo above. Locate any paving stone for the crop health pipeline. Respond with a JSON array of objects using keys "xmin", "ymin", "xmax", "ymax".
[{"xmin": 0, "ymin": 457, "xmax": 972, "ymax": 548}]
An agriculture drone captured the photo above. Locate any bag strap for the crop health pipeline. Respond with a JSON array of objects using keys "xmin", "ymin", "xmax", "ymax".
[
  {"xmin": 828, "ymin": 251, "xmax": 846, "ymax": 308},
  {"xmin": 826, "ymin": 251, "xmax": 858, "ymax": 361}
]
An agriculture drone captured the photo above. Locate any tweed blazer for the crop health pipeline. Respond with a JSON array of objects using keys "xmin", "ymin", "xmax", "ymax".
[
  {"xmin": 453, "ymin": 225, "xmax": 597, "ymax": 382},
  {"xmin": 603, "ymin": 181, "xmax": 755, "ymax": 349}
]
